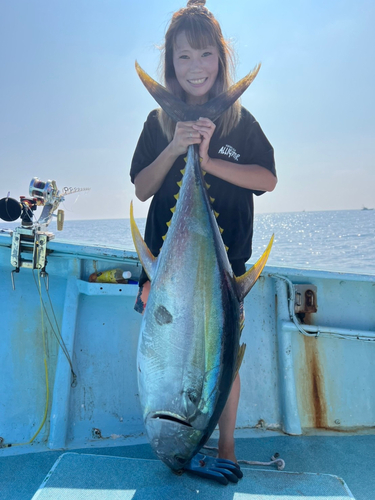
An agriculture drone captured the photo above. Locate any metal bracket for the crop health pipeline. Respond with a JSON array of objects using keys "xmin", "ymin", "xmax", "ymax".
[
  {"xmin": 294, "ymin": 284, "xmax": 318, "ymax": 314},
  {"xmin": 10, "ymin": 227, "xmax": 54, "ymax": 289}
]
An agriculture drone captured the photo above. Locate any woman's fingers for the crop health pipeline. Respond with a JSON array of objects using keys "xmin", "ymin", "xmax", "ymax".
[
  {"xmin": 171, "ymin": 122, "xmax": 201, "ymax": 156},
  {"xmin": 170, "ymin": 118, "xmax": 215, "ymax": 167},
  {"xmin": 192, "ymin": 117, "xmax": 216, "ymax": 138},
  {"xmin": 185, "ymin": 129, "xmax": 201, "ymax": 140},
  {"xmin": 177, "ymin": 120, "xmax": 215, "ymax": 140},
  {"xmin": 176, "ymin": 122, "xmax": 201, "ymax": 143}
]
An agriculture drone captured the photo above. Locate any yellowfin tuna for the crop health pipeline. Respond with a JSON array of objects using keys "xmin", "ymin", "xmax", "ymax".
[{"xmin": 131, "ymin": 63, "xmax": 273, "ymax": 472}]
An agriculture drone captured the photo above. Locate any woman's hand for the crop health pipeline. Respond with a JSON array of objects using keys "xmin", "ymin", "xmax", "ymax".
[
  {"xmin": 134, "ymin": 119, "xmax": 205, "ymax": 202},
  {"xmin": 169, "ymin": 121, "xmax": 202, "ymax": 157},
  {"xmin": 192, "ymin": 117, "xmax": 216, "ymax": 169}
]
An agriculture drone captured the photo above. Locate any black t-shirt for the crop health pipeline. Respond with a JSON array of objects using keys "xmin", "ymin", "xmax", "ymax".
[{"xmin": 130, "ymin": 107, "xmax": 276, "ymax": 284}]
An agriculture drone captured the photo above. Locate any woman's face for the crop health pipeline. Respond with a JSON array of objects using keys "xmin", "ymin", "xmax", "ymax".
[{"xmin": 173, "ymin": 31, "xmax": 219, "ymax": 105}]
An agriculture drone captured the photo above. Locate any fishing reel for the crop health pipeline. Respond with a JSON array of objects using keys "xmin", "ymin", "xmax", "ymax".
[
  {"xmin": 0, "ymin": 195, "xmax": 38, "ymax": 228},
  {"xmin": 0, "ymin": 177, "xmax": 89, "ymax": 288},
  {"xmin": 0, "ymin": 178, "xmax": 64, "ymax": 229}
]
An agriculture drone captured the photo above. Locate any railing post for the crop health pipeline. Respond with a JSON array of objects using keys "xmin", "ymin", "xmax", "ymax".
[
  {"xmin": 48, "ymin": 259, "xmax": 80, "ymax": 449},
  {"xmin": 275, "ymin": 278, "xmax": 302, "ymax": 435}
]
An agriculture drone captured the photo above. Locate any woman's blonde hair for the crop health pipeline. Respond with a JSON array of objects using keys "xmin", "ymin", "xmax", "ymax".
[{"xmin": 158, "ymin": 0, "xmax": 241, "ymax": 141}]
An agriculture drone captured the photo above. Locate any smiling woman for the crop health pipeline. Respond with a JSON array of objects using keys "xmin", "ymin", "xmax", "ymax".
[
  {"xmin": 160, "ymin": 0, "xmax": 241, "ymax": 141},
  {"xmin": 172, "ymin": 31, "xmax": 219, "ymax": 105},
  {"xmin": 130, "ymin": 0, "xmax": 277, "ymax": 466}
]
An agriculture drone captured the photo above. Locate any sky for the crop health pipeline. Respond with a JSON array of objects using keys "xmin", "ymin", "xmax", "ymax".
[{"xmin": 1, "ymin": 0, "xmax": 374, "ymax": 220}]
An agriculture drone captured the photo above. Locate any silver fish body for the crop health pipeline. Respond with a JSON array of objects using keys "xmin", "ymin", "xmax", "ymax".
[{"xmin": 136, "ymin": 146, "xmax": 240, "ymax": 470}]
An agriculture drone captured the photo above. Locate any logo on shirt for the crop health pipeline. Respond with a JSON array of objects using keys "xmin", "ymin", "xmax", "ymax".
[{"xmin": 218, "ymin": 144, "xmax": 240, "ymax": 161}]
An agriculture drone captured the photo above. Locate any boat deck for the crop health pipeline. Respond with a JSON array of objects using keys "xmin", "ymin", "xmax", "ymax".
[{"xmin": 1, "ymin": 430, "xmax": 374, "ymax": 499}]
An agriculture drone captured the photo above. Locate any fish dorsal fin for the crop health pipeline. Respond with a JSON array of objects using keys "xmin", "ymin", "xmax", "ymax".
[
  {"xmin": 235, "ymin": 235, "xmax": 274, "ymax": 302},
  {"xmin": 130, "ymin": 201, "xmax": 157, "ymax": 281},
  {"xmin": 234, "ymin": 343, "xmax": 246, "ymax": 380},
  {"xmin": 135, "ymin": 61, "xmax": 261, "ymax": 123}
]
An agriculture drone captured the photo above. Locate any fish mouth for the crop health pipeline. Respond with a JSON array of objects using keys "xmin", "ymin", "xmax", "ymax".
[{"xmin": 149, "ymin": 411, "xmax": 193, "ymax": 428}]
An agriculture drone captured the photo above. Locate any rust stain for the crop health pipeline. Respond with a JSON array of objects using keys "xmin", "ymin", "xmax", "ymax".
[{"xmin": 303, "ymin": 335, "xmax": 328, "ymax": 429}]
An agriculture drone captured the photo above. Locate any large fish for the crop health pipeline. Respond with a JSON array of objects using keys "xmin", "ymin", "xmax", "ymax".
[{"xmin": 130, "ymin": 62, "xmax": 273, "ymax": 472}]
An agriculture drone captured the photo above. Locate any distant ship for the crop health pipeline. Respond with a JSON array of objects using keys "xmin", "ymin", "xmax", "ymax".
[{"xmin": 362, "ymin": 206, "xmax": 374, "ymax": 210}]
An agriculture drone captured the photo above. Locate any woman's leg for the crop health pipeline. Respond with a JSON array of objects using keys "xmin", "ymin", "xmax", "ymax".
[
  {"xmin": 218, "ymin": 373, "xmax": 240, "ymax": 462},
  {"xmin": 134, "ymin": 281, "xmax": 151, "ymax": 314},
  {"xmin": 218, "ymin": 301, "xmax": 244, "ymax": 462}
]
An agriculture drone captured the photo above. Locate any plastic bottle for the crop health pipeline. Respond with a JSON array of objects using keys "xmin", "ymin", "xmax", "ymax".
[{"xmin": 89, "ymin": 269, "xmax": 132, "ymax": 284}]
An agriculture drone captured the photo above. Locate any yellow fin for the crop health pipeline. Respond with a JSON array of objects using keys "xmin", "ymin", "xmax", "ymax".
[
  {"xmin": 210, "ymin": 197, "xmax": 215, "ymax": 203},
  {"xmin": 219, "ymin": 227, "xmax": 224, "ymax": 234},
  {"xmin": 166, "ymin": 220, "xmax": 171, "ymax": 227},
  {"xmin": 174, "ymin": 193, "xmax": 179, "ymax": 200},
  {"xmin": 162, "ymin": 234, "xmax": 166, "ymax": 241},
  {"xmin": 170, "ymin": 206, "xmax": 176, "ymax": 214},
  {"xmin": 225, "ymin": 245, "xmax": 229, "ymax": 252},
  {"xmin": 184, "ymin": 157, "xmax": 187, "ymax": 163},
  {"xmin": 234, "ymin": 343, "xmax": 246, "ymax": 380},
  {"xmin": 235, "ymin": 234, "xmax": 274, "ymax": 302},
  {"xmin": 180, "ymin": 168, "xmax": 186, "ymax": 175},
  {"xmin": 214, "ymin": 211, "xmax": 219, "ymax": 218},
  {"xmin": 177, "ymin": 181, "xmax": 182, "ymax": 188},
  {"xmin": 206, "ymin": 183, "xmax": 211, "ymax": 189}
]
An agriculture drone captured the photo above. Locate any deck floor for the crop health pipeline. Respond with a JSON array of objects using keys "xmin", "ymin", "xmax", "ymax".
[{"xmin": 1, "ymin": 432, "xmax": 374, "ymax": 499}]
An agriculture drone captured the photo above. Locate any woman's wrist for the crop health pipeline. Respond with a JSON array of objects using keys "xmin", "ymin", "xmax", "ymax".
[
  {"xmin": 166, "ymin": 141, "xmax": 182, "ymax": 163},
  {"xmin": 201, "ymin": 156, "xmax": 213, "ymax": 172}
]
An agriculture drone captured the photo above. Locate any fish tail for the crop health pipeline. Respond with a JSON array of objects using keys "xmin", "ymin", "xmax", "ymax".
[{"xmin": 135, "ymin": 61, "xmax": 261, "ymax": 123}]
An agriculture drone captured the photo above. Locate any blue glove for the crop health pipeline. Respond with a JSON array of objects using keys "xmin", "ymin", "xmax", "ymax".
[{"xmin": 183, "ymin": 453, "xmax": 243, "ymax": 485}]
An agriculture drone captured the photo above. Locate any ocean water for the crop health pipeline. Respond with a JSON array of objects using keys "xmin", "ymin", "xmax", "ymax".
[{"xmin": 1, "ymin": 210, "xmax": 374, "ymax": 275}]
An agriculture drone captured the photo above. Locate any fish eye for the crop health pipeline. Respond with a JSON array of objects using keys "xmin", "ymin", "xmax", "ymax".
[{"xmin": 187, "ymin": 388, "xmax": 198, "ymax": 403}]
